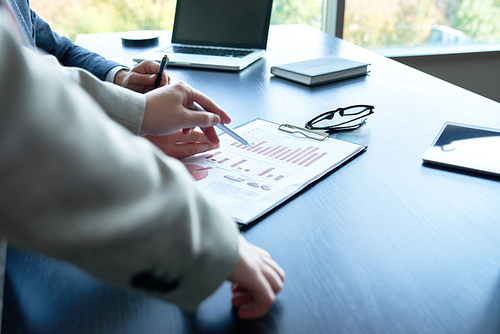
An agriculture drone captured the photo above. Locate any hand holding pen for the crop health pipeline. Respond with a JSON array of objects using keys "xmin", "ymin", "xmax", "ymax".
[
  {"xmin": 142, "ymin": 55, "xmax": 249, "ymax": 147},
  {"xmin": 142, "ymin": 81, "xmax": 232, "ymax": 146},
  {"xmin": 115, "ymin": 59, "xmax": 169, "ymax": 93}
]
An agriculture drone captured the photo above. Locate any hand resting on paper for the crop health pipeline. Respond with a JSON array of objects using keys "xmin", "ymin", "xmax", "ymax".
[{"xmin": 144, "ymin": 130, "xmax": 220, "ymax": 159}]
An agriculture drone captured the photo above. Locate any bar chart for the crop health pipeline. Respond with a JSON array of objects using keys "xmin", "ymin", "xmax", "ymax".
[
  {"xmin": 229, "ymin": 139, "xmax": 328, "ymax": 168},
  {"xmin": 182, "ymin": 126, "xmax": 332, "ymax": 193},
  {"xmin": 180, "ymin": 119, "xmax": 365, "ymax": 224},
  {"xmin": 186, "ymin": 121, "xmax": 331, "ymax": 186}
]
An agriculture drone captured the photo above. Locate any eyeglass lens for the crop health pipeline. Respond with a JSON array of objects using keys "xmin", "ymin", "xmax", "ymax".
[{"xmin": 314, "ymin": 106, "xmax": 372, "ymax": 128}]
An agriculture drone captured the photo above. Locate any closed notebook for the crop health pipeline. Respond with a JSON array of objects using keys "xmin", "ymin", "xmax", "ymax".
[{"xmin": 270, "ymin": 56, "xmax": 369, "ymax": 86}]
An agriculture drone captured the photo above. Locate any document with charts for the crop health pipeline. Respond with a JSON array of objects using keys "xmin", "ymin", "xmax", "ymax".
[{"xmin": 181, "ymin": 119, "xmax": 366, "ymax": 225}]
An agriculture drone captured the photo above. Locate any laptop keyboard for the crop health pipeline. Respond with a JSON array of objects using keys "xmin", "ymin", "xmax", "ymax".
[{"xmin": 164, "ymin": 46, "xmax": 252, "ymax": 58}]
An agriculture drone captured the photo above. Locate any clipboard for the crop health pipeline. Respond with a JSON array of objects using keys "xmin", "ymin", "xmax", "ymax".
[
  {"xmin": 278, "ymin": 123, "xmax": 329, "ymax": 141},
  {"xmin": 181, "ymin": 119, "xmax": 367, "ymax": 225}
]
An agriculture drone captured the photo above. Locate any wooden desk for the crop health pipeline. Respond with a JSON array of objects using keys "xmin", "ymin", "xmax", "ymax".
[{"xmin": 4, "ymin": 25, "xmax": 500, "ymax": 334}]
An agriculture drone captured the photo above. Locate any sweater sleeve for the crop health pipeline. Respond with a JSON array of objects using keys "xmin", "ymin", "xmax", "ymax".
[
  {"xmin": 37, "ymin": 52, "xmax": 147, "ymax": 135},
  {"xmin": 0, "ymin": 13, "xmax": 239, "ymax": 311}
]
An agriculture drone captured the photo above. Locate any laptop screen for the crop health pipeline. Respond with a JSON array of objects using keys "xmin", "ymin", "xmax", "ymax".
[{"xmin": 171, "ymin": 0, "xmax": 273, "ymax": 49}]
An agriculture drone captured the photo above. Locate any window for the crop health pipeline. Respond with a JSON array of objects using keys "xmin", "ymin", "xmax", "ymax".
[
  {"xmin": 31, "ymin": 0, "xmax": 323, "ymax": 42},
  {"xmin": 271, "ymin": 0, "xmax": 323, "ymax": 28},
  {"xmin": 31, "ymin": 0, "xmax": 177, "ymax": 41},
  {"xmin": 343, "ymin": 0, "xmax": 500, "ymax": 53},
  {"xmin": 32, "ymin": 0, "xmax": 500, "ymax": 56}
]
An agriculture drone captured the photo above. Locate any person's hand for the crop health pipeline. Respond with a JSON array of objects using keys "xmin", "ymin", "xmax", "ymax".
[
  {"xmin": 141, "ymin": 81, "xmax": 231, "ymax": 145},
  {"xmin": 144, "ymin": 130, "xmax": 220, "ymax": 159},
  {"xmin": 114, "ymin": 60, "xmax": 170, "ymax": 93},
  {"xmin": 229, "ymin": 235, "xmax": 285, "ymax": 319}
]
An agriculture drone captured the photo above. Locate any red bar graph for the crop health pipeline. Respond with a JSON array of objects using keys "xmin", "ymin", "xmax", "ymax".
[
  {"xmin": 250, "ymin": 141, "xmax": 265, "ymax": 151},
  {"xmin": 259, "ymin": 167, "xmax": 275, "ymax": 176},
  {"xmin": 253, "ymin": 147, "xmax": 265, "ymax": 154},
  {"xmin": 286, "ymin": 147, "xmax": 310, "ymax": 162},
  {"xmin": 299, "ymin": 153, "xmax": 316, "ymax": 165},
  {"xmin": 305, "ymin": 152, "xmax": 327, "ymax": 167},
  {"xmin": 280, "ymin": 148, "xmax": 300, "ymax": 161},
  {"xmin": 259, "ymin": 147, "xmax": 272, "ymax": 155},
  {"xmin": 205, "ymin": 151, "xmax": 222, "ymax": 159},
  {"xmin": 293, "ymin": 147, "xmax": 318, "ymax": 164},
  {"xmin": 269, "ymin": 147, "xmax": 287, "ymax": 158},
  {"xmin": 263, "ymin": 145, "xmax": 282, "ymax": 156},
  {"xmin": 275, "ymin": 149, "xmax": 291, "ymax": 159},
  {"xmin": 231, "ymin": 159, "xmax": 247, "ymax": 168}
]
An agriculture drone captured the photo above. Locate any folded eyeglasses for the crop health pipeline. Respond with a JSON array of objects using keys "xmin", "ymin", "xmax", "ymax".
[{"xmin": 304, "ymin": 105, "xmax": 374, "ymax": 133}]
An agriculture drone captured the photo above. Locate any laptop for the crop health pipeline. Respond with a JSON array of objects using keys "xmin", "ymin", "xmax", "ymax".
[{"xmin": 132, "ymin": 0, "xmax": 274, "ymax": 71}]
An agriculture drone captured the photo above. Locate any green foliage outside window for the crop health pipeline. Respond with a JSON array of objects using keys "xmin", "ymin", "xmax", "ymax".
[
  {"xmin": 344, "ymin": 0, "xmax": 500, "ymax": 49},
  {"xmin": 32, "ymin": 0, "xmax": 176, "ymax": 41},
  {"xmin": 450, "ymin": 0, "xmax": 500, "ymax": 43},
  {"xmin": 31, "ymin": 0, "xmax": 322, "ymax": 42},
  {"xmin": 31, "ymin": 0, "xmax": 500, "ymax": 48},
  {"xmin": 271, "ymin": 0, "xmax": 322, "ymax": 28}
]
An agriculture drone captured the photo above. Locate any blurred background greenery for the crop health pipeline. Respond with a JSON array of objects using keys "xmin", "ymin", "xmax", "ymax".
[
  {"xmin": 344, "ymin": 0, "xmax": 500, "ymax": 48},
  {"xmin": 31, "ymin": 0, "xmax": 500, "ymax": 48},
  {"xmin": 31, "ymin": 0, "xmax": 322, "ymax": 42}
]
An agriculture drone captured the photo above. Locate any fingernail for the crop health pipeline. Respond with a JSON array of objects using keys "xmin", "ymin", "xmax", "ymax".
[
  {"xmin": 214, "ymin": 143, "xmax": 220, "ymax": 149},
  {"xmin": 212, "ymin": 115, "xmax": 221, "ymax": 126},
  {"xmin": 150, "ymin": 74, "xmax": 156, "ymax": 80}
]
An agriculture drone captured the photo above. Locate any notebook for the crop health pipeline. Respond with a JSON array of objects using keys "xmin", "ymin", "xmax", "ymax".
[
  {"xmin": 271, "ymin": 56, "xmax": 370, "ymax": 86},
  {"xmin": 132, "ymin": 0, "xmax": 274, "ymax": 71}
]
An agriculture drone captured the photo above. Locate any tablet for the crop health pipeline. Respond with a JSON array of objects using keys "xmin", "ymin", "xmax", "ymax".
[{"xmin": 422, "ymin": 122, "xmax": 500, "ymax": 177}]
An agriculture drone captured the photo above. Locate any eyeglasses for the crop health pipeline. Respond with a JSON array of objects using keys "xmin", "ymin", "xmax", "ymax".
[{"xmin": 304, "ymin": 105, "xmax": 374, "ymax": 133}]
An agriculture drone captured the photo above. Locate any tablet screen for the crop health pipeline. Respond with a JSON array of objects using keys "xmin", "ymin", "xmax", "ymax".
[{"xmin": 422, "ymin": 122, "xmax": 500, "ymax": 176}]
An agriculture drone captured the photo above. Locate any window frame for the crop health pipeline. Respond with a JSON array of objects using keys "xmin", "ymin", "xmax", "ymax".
[{"xmin": 322, "ymin": 0, "xmax": 344, "ymax": 38}]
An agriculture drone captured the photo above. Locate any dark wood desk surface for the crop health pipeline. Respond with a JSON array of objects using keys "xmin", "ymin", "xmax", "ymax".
[{"xmin": 4, "ymin": 25, "xmax": 500, "ymax": 334}]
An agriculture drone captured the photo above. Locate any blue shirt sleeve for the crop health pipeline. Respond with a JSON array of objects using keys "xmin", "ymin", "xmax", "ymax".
[{"xmin": 32, "ymin": 11, "xmax": 122, "ymax": 81}]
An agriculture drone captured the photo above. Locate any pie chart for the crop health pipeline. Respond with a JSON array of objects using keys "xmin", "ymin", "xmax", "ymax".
[{"xmin": 185, "ymin": 164, "xmax": 212, "ymax": 181}]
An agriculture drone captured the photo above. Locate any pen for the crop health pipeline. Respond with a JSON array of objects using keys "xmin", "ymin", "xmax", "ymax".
[
  {"xmin": 191, "ymin": 102, "xmax": 253, "ymax": 148},
  {"xmin": 216, "ymin": 122, "xmax": 253, "ymax": 148},
  {"xmin": 154, "ymin": 54, "xmax": 168, "ymax": 88}
]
